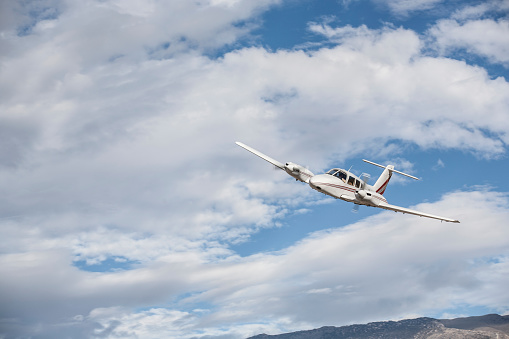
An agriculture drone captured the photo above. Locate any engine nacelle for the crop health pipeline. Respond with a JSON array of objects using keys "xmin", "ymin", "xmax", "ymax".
[
  {"xmin": 284, "ymin": 162, "xmax": 314, "ymax": 183},
  {"xmin": 355, "ymin": 189, "xmax": 380, "ymax": 206}
]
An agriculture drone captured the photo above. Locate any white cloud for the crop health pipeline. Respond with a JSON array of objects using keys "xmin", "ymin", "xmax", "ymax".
[
  {"xmin": 451, "ymin": 0, "xmax": 509, "ymax": 21},
  {"xmin": 429, "ymin": 18, "xmax": 509, "ymax": 66},
  {"xmin": 308, "ymin": 24, "xmax": 422, "ymax": 63},
  {"xmin": 375, "ymin": 0, "xmax": 444, "ymax": 16},
  {"xmin": 3, "ymin": 24, "xmax": 509, "ymax": 257},
  {"xmin": 2, "ymin": 189, "xmax": 509, "ymax": 338}
]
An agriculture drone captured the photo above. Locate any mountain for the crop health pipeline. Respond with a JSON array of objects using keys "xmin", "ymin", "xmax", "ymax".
[{"xmin": 248, "ymin": 314, "xmax": 509, "ymax": 339}]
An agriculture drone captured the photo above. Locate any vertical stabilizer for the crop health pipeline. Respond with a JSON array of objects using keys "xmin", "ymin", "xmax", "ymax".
[
  {"xmin": 363, "ymin": 159, "xmax": 420, "ymax": 195},
  {"xmin": 373, "ymin": 165, "xmax": 393, "ymax": 195}
]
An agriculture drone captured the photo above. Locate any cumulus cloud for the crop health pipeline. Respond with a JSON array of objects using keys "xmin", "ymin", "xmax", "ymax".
[
  {"xmin": 3, "ymin": 22, "xmax": 509, "ymax": 254},
  {"xmin": 2, "ymin": 189, "xmax": 509, "ymax": 338},
  {"xmin": 0, "ymin": 0, "xmax": 283, "ymax": 163},
  {"xmin": 429, "ymin": 18, "xmax": 509, "ymax": 66},
  {"xmin": 428, "ymin": 1, "xmax": 509, "ymax": 66},
  {"xmin": 303, "ymin": 24, "xmax": 508, "ymax": 155}
]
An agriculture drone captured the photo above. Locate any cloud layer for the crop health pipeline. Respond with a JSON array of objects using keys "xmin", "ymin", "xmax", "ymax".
[{"xmin": 2, "ymin": 189, "xmax": 509, "ymax": 338}]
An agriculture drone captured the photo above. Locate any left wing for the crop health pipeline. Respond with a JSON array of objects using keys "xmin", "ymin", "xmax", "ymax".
[
  {"xmin": 377, "ymin": 202, "xmax": 460, "ymax": 223},
  {"xmin": 235, "ymin": 142, "xmax": 285, "ymax": 169},
  {"xmin": 235, "ymin": 141, "xmax": 314, "ymax": 183}
]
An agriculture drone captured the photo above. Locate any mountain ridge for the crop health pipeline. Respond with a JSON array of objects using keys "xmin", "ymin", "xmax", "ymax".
[{"xmin": 248, "ymin": 314, "xmax": 509, "ymax": 339}]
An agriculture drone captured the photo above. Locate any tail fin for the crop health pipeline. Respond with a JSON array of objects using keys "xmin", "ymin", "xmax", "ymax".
[
  {"xmin": 373, "ymin": 165, "xmax": 393, "ymax": 195},
  {"xmin": 363, "ymin": 159, "xmax": 419, "ymax": 196}
]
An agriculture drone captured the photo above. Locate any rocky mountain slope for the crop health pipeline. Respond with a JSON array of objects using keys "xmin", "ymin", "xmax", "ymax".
[{"xmin": 249, "ymin": 314, "xmax": 509, "ymax": 339}]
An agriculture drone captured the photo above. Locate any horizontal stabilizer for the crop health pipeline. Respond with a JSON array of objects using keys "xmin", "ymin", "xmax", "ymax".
[{"xmin": 363, "ymin": 159, "xmax": 419, "ymax": 180}]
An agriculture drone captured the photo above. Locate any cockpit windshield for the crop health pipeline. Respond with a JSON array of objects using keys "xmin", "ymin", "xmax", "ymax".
[{"xmin": 327, "ymin": 169, "xmax": 347, "ymax": 182}]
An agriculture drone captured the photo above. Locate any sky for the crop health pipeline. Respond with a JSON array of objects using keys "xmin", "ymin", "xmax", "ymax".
[{"xmin": 1, "ymin": 0, "xmax": 509, "ymax": 338}]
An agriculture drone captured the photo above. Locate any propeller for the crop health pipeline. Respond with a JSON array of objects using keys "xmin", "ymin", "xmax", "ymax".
[{"xmin": 285, "ymin": 162, "xmax": 299, "ymax": 173}]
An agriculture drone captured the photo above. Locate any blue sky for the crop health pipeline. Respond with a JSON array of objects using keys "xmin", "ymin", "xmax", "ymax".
[{"xmin": 1, "ymin": 0, "xmax": 509, "ymax": 338}]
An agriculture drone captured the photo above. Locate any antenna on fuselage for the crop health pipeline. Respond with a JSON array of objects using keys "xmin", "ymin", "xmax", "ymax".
[{"xmin": 360, "ymin": 172, "xmax": 371, "ymax": 189}]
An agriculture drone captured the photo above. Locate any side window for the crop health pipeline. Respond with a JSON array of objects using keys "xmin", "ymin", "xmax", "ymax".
[
  {"xmin": 355, "ymin": 179, "xmax": 361, "ymax": 188},
  {"xmin": 335, "ymin": 171, "xmax": 347, "ymax": 183},
  {"xmin": 347, "ymin": 176, "xmax": 355, "ymax": 186}
]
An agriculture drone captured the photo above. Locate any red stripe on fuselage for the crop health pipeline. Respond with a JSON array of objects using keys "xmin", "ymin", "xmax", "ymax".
[
  {"xmin": 313, "ymin": 182, "xmax": 356, "ymax": 193},
  {"xmin": 312, "ymin": 182, "xmax": 387, "ymax": 203}
]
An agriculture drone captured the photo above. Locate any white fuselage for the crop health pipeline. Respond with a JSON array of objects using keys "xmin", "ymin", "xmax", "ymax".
[{"xmin": 308, "ymin": 169, "xmax": 387, "ymax": 206}]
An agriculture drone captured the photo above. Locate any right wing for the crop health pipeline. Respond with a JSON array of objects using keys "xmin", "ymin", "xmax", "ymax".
[
  {"xmin": 377, "ymin": 202, "xmax": 460, "ymax": 223},
  {"xmin": 235, "ymin": 142, "xmax": 285, "ymax": 170}
]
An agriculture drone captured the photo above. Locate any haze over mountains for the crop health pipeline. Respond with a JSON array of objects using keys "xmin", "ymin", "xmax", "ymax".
[{"xmin": 249, "ymin": 314, "xmax": 509, "ymax": 339}]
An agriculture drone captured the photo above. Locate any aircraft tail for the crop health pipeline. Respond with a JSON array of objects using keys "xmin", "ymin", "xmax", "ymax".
[
  {"xmin": 363, "ymin": 159, "xmax": 419, "ymax": 195},
  {"xmin": 373, "ymin": 165, "xmax": 393, "ymax": 195}
]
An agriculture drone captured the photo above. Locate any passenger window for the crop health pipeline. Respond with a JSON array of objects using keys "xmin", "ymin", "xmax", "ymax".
[
  {"xmin": 355, "ymin": 179, "xmax": 360, "ymax": 188},
  {"xmin": 347, "ymin": 176, "xmax": 355, "ymax": 186}
]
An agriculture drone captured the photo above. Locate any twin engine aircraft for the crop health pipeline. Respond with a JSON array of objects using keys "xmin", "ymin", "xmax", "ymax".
[{"xmin": 236, "ymin": 142, "xmax": 459, "ymax": 223}]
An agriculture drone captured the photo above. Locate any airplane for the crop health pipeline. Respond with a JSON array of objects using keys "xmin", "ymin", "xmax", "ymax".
[{"xmin": 236, "ymin": 142, "xmax": 460, "ymax": 223}]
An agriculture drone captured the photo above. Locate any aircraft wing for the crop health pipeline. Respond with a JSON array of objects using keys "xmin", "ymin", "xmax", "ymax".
[
  {"xmin": 235, "ymin": 142, "xmax": 285, "ymax": 170},
  {"xmin": 377, "ymin": 202, "xmax": 460, "ymax": 223}
]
